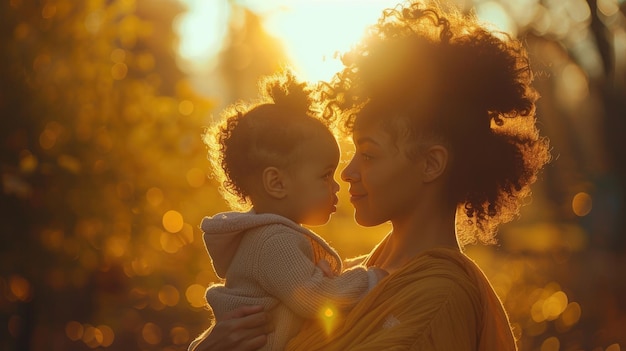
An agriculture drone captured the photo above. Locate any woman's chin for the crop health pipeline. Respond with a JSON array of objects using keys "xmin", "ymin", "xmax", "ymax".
[{"xmin": 354, "ymin": 212, "xmax": 385, "ymax": 227}]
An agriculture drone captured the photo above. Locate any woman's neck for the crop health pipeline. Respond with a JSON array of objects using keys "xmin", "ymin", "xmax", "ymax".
[{"xmin": 371, "ymin": 206, "xmax": 460, "ymax": 273}]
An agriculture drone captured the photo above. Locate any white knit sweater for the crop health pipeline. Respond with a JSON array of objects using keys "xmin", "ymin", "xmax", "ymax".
[{"xmin": 195, "ymin": 211, "xmax": 379, "ymax": 351}]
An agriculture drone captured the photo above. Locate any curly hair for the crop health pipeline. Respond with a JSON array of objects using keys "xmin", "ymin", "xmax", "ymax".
[
  {"xmin": 205, "ymin": 70, "xmax": 333, "ymax": 210},
  {"xmin": 318, "ymin": 1, "xmax": 551, "ymax": 245}
]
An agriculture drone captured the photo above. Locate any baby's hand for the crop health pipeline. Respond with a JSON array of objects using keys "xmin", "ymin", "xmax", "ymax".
[{"xmin": 317, "ymin": 259, "xmax": 336, "ymax": 278}]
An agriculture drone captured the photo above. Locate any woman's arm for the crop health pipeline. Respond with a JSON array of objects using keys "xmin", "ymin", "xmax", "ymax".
[{"xmin": 190, "ymin": 305, "xmax": 272, "ymax": 351}]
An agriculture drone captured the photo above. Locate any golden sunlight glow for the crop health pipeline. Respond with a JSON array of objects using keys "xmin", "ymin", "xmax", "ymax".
[
  {"xmin": 475, "ymin": 1, "xmax": 516, "ymax": 36},
  {"xmin": 175, "ymin": 0, "xmax": 230, "ymax": 72},
  {"xmin": 178, "ymin": 0, "xmax": 399, "ymax": 81},
  {"xmin": 178, "ymin": 0, "xmax": 525, "ymax": 82},
  {"xmin": 319, "ymin": 305, "xmax": 338, "ymax": 335},
  {"xmin": 261, "ymin": 1, "xmax": 398, "ymax": 82},
  {"xmin": 324, "ymin": 308, "xmax": 334, "ymax": 318}
]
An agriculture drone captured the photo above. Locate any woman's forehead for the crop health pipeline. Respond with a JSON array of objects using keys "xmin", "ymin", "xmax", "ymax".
[{"xmin": 352, "ymin": 122, "xmax": 391, "ymax": 146}]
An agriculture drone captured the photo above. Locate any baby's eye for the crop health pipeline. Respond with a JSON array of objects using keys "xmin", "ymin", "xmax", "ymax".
[
  {"xmin": 361, "ymin": 153, "xmax": 373, "ymax": 161},
  {"xmin": 322, "ymin": 172, "xmax": 334, "ymax": 180}
]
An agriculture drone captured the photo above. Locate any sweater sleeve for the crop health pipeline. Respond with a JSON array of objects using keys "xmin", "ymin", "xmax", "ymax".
[{"xmin": 254, "ymin": 231, "xmax": 374, "ymax": 318}]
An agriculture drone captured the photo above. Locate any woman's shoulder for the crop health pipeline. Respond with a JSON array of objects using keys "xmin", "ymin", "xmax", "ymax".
[{"xmin": 383, "ymin": 249, "xmax": 483, "ymax": 312}]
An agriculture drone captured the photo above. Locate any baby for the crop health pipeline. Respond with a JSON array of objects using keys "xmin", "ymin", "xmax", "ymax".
[{"xmin": 189, "ymin": 71, "xmax": 386, "ymax": 351}]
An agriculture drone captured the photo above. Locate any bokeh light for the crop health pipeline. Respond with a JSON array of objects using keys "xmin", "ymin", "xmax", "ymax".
[
  {"xmin": 540, "ymin": 336, "xmax": 560, "ymax": 351},
  {"xmin": 82, "ymin": 324, "xmax": 104, "ymax": 348},
  {"xmin": 98, "ymin": 324, "xmax": 115, "ymax": 347},
  {"xmin": 556, "ymin": 302, "xmax": 582, "ymax": 332},
  {"xmin": 186, "ymin": 284, "xmax": 208, "ymax": 308},
  {"xmin": 146, "ymin": 187, "xmax": 164, "ymax": 207},
  {"xmin": 170, "ymin": 326, "xmax": 191, "ymax": 345},
  {"xmin": 65, "ymin": 321, "xmax": 83, "ymax": 341},
  {"xmin": 158, "ymin": 284, "xmax": 181, "ymax": 307},
  {"xmin": 186, "ymin": 168, "xmax": 206, "ymax": 188},
  {"xmin": 19, "ymin": 150, "xmax": 38, "ymax": 173},
  {"xmin": 179, "ymin": 100, "xmax": 195, "ymax": 115},
  {"xmin": 9, "ymin": 275, "xmax": 32, "ymax": 302},
  {"xmin": 142, "ymin": 322, "xmax": 162, "ymax": 345},
  {"xmin": 572, "ymin": 192, "xmax": 593, "ymax": 216},
  {"xmin": 606, "ymin": 344, "xmax": 621, "ymax": 351},
  {"xmin": 162, "ymin": 210, "xmax": 184, "ymax": 233}
]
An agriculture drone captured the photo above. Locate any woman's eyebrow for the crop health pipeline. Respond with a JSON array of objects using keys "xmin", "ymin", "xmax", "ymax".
[{"xmin": 355, "ymin": 136, "xmax": 380, "ymax": 147}]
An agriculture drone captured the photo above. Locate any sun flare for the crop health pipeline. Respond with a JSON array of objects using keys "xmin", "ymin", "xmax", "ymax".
[
  {"xmin": 177, "ymin": 0, "xmax": 400, "ymax": 82},
  {"xmin": 261, "ymin": 1, "xmax": 400, "ymax": 82}
]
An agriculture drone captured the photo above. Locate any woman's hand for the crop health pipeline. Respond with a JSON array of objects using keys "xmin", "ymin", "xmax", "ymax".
[{"xmin": 192, "ymin": 305, "xmax": 272, "ymax": 351}]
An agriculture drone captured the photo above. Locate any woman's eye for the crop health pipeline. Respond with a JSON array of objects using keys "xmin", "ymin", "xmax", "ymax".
[{"xmin": 361, "ymin": 153, "xmax": 372, "ymax": 161}]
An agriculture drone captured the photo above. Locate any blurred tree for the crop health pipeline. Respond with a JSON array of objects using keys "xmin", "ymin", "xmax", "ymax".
[
  {"xmin": 0, "ymin": 0, "xmax": 218, "ymax": 350},
  {"xmin": 216, "ymin": 5, "xmax": 290, "ymax": 107}
]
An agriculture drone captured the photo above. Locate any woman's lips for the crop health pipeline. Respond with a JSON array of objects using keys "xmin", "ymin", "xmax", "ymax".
[{"xmin": 349, "ymin": 193, "xmax": 367, "ymax": 202}]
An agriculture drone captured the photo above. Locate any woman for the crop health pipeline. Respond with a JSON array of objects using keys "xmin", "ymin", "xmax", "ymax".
[{"xmin": 191, "ymin": 1, "xmax": 550, "ymax": 350}]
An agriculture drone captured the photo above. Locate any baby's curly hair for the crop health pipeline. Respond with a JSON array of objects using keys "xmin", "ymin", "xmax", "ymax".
[
  {"xmin": 319, "ymin": 1, "xmax": 551, "ymax": 245},
  {"xmin": 205, "ymin": 70, "xmax": 332, "ymax": 210}
]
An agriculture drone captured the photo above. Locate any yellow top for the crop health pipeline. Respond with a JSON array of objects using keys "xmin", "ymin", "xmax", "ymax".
[{"xmin": 286, "ymin": 245, "xmax": 517, "ymax": 351}]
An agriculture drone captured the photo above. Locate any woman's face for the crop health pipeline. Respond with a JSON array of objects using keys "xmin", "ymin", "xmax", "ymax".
[{"xmin": 341, "ymin": 120, "xmax": 425, "ymax": 227}]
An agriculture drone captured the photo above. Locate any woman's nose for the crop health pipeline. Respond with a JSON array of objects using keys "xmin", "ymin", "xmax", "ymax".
[{"xmin": 341, "ymin": 157, "xmax": 359, "ymax": 182}]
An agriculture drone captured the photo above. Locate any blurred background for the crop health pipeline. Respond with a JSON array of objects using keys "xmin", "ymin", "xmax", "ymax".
[{"xmin": 1, "ymin": 0, "xmax": 624, "ymax": 350}]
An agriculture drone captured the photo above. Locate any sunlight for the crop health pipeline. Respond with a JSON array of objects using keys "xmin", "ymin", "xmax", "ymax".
[
  {"xmin": 176, "ymin": 0, "xmax": 399, "ymax": 82},
  {"xmin": 176, "ymin": 0, "xmax": 527, "ymax": 82},
  {"xmin": 175, "ymin": 0, "xmax": 231, "ymax": 73},
  {"xmin": 475, "ymin": 1, "xmax": 517, "ymax": 36},
  {"xmin": 259, "ymin": 0, "xmax": 399, "ymax": 82}
]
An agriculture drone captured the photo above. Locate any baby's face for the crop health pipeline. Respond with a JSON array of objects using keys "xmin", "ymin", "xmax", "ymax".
[{"xmin": 286, "ymin": 134, "xmax": 340, "ymax": 226}]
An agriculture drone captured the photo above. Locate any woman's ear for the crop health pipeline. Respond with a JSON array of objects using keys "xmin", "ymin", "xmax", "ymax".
[
  {"xmin": 262, "ymin": 167, "xmax": 288, "ymax": 199},
  {"xmin": 422, "ymin": 145, "xmax": 448, "ymax": 183}
]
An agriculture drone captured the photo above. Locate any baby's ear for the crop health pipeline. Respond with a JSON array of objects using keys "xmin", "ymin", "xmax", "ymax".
[
  {"xmin": 262, "ymin": 167, "xmax": 288, "ymax": 199},
  {"xmin": 422, "ymin": 145, "xmax": 448, "ymax": 183}
]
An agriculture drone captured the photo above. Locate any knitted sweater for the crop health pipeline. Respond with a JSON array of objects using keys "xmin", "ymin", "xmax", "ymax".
[{"xmin": 197, "ymin": 211, "xmax": 379, "ymax": 351}]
